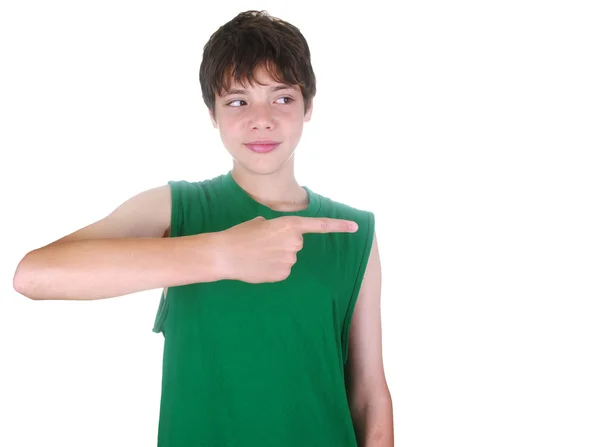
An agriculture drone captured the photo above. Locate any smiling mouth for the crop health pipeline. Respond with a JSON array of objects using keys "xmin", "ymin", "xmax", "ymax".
[{"xmin": 244, "ymin": 142, "xmax": 281, "ymax": 153}]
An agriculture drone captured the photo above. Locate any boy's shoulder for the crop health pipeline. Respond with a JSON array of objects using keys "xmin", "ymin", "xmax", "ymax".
[
  {"xmin": 167, "ymin": 172, "xmax": 222, "ymax": 187},
  {"xmin": 165, "ymin": 173, "xmax": 225, "ymax": 195}
]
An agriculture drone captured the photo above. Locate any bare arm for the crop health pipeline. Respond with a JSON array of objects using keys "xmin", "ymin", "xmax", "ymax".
[
  {"xmin": 12, "ymin": 184, "xmax": 226, "ymax": 301},
  {"xmin": 13, "ymin": 234, "xmax": 225, "ymax": 301},
  {"xmin": 345, "ymin": 233, "xmax": 394, "ymax": 446}
]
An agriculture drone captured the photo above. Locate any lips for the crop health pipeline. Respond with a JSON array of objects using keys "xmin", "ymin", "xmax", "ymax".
[{"xmin": 244, "ymin": 141, "xmax": 281, "ymax": 153}]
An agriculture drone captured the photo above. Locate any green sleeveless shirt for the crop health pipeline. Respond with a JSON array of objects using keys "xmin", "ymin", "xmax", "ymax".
[{"xmin": 152, "ymin": 170, "xmax": 375, "ymax": 446}]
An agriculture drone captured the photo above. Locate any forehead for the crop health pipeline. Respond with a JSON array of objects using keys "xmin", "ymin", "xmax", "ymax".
[{"xmin": 220, "ymin": 64, "xmax": 299, "ymax": 93}]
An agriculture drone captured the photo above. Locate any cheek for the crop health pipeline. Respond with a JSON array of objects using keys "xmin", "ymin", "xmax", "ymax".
[{"xmin": 218, "ymin": 118, "xmax": 238, "ymax": 138}]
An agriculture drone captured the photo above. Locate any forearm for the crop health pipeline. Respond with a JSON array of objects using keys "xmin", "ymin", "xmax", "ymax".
[
  {"xmin": 351, "ymin": 395, "xmax": 394, "ymax": 447},
  {"xmin": 13, "ymin": 233, "xmax": 225, "ymax": 301}
]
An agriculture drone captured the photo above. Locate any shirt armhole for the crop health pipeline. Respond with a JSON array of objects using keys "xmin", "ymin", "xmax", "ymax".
[
  {"xmin": 152, "ymin": 180, "xmax": 183, "ymax": 335},
  {"xmin": 341, "ymin": 211, "xmax": 375, "ymax": 365}
]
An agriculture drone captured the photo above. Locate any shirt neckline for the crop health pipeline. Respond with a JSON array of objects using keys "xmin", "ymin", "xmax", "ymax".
[{"xmin": 221, "ymin": 169, "xmax": 321, "ymax": 218}]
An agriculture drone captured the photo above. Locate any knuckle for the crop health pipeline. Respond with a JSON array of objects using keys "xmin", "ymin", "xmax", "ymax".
[
  {"xmin": 288, "ymin": 236, "xmax": 303, "ymax": 251},
  {"xmin": 276, "ymin": 268, "xmax": 290, "ymax": 280},
  {"xmin": 281, "ymin": 252, "xmax": 295, "ymax": 265}
]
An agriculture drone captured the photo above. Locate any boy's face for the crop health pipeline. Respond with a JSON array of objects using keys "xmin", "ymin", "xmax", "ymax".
[{"xmin": 209, "ymin": 64, "xmax": 313, "ymax": 174}]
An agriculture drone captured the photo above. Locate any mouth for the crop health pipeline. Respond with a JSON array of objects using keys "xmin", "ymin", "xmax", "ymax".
[{"xmin": 244, "ymin": 142, "xmax": 281, "ymax": 153}]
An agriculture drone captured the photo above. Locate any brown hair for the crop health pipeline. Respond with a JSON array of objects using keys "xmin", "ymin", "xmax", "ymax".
[{"xmin": 199, "ymin": 10, "xmax": 317, "ymax": 118}]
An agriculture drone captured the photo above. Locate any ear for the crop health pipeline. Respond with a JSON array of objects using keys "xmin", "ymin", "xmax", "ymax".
[
  {"xmin": 209, "ymin": 108, "xmax": 218, "ymax": 128},
  {"xmin": 304, "ymin": 99, "xmax": 313, "ymax": 123}
]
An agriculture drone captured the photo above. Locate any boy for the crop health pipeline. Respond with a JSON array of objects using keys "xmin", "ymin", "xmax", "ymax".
[{"xmin": 13, "ymin": 10, "xmax": 393, "ymax": 446}]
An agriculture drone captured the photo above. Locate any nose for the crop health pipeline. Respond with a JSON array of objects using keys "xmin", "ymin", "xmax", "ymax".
[{"xmin": 250, "ymin": 103, "xmax": 275, "ymax": 130}]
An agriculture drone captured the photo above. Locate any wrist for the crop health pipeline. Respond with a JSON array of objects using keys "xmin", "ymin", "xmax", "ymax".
[{"xmin": 202, "ymin": 231, "xmax": 232, "ymax": 281}]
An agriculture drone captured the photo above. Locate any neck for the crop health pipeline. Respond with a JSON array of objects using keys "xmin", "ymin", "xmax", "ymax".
[{"xmin": 230, "ymin": 161, "xmax": 309, "ymax": 212}]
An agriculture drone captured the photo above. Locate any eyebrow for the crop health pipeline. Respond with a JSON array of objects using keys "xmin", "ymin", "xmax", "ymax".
[{"xmin": 221, "ymin": 84, "xmax": 296, "ymax": 97}]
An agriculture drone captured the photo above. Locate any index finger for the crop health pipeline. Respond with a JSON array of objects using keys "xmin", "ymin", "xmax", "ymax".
[{"xmin": 292, "ymin": 217, "xmax": 359, "ymax": 234}]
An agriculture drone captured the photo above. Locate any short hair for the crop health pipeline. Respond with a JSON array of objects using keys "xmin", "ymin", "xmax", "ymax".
[{"xmin": 199, "ymin": 10, "xmax": 317, "ymax": 117}]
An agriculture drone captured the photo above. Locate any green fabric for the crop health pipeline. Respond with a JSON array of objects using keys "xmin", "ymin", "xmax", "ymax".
[{"xmin": 153, "ymin": 170, "xmax": 375, "ymax": 446}]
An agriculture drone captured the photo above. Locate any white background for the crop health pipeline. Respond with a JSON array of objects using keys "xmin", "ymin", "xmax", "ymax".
[{"xmin": 1, "ymin": 1, "xmax": 599, "ymax": 446}]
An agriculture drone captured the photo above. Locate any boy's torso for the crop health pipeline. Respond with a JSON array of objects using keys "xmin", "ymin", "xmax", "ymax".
[{"xmin": 153, "ymin": 172, "xmax": 374, "ymax": 446}]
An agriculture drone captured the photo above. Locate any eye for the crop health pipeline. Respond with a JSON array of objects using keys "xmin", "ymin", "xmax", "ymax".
[
  {"xmin": 276, "ymin": 97, "xmax": 294, "ymax": 105},
  {"xmin": 227, "ymin": 99, "xmax": 247, "ymax": 107}
]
